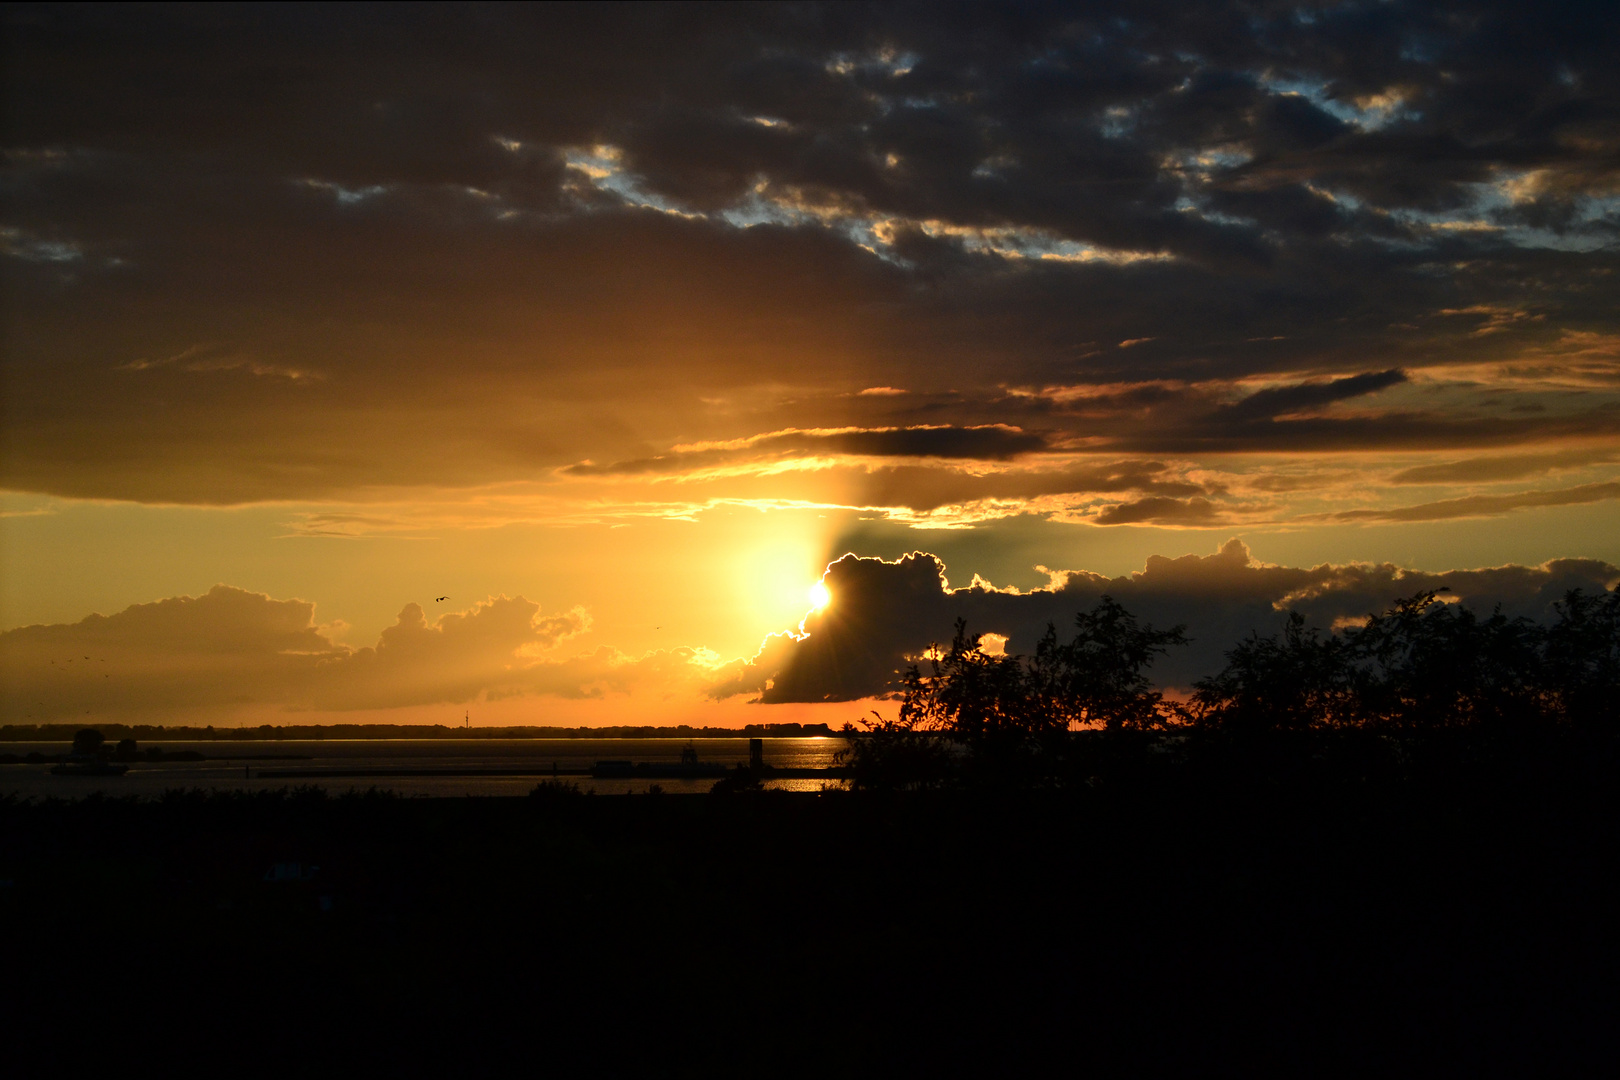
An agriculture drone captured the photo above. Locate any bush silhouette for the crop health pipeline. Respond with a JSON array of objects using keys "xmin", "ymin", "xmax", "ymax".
[
  {"xmin": 838, "ymin": 709, "xmax": 957, "ymax": 791},
  {"xmin": 1192, "ymin": 587, "xmax": 1620, "ymax": 735}
]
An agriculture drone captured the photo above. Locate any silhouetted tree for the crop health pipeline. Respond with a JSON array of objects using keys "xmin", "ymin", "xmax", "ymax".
[
  {"xmin": 900, "ymin": 618, "xmax": 1059, "ymax": 748},
  {"xmin": 1542, "ymin": 587, "xmax": 1620, "ymax": 730},
  {"xmin": 1192, "ymin": 612, "xmax": 1354, "ymax": 734},
  {"xmin": 840, "ymin": 618, "xmax": 1047, "ymax": 788},
  {"xmin": 1032, "ymin": 596, "xmax": 1189, "ymax": 732},
  {"xmin": 849, "ymin": 598, "xmax": 1188, "ymax": 786},
  {"xmin": 1347, "ymin": 591, "xmax": 1544, "ymax": 732}
]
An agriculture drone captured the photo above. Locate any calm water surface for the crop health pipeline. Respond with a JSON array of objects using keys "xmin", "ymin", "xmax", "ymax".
[{"xmin": 0, "ymin": 737, "xmax": 849, "ymax": 798}]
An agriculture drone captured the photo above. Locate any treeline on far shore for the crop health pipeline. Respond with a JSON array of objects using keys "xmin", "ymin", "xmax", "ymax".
[{"xmin": 0, "ymin": 721, "xmax": 839, "ymax": 742}]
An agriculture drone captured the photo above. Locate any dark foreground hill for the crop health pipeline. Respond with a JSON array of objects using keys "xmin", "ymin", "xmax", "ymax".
[
  {"xmin": 0, "ymin": 721, "xmax": 838, "ymax": 741},
  {"xmin": 2, "ymin": 735, "xmax": 1617, "ymax": 1073}
]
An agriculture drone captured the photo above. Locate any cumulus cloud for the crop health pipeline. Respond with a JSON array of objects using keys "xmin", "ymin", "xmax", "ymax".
[
  {"xmin": 0, "ymin": 586, "xmax": 723, "ymax": 721},
  {"xmin": 710, "ymin": 553, "xmax": 955, "ymax": 703},
  {"xmin": 309, "ymin": 597, "xmax": 592, "ymax": 709},
  {"xmin": 715, "ymin": 541, "xmax": 1620, "ymax": 701}
]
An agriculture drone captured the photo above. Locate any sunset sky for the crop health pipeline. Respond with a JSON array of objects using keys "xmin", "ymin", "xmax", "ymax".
[{"xmin": 4, "ymin": 2, "xmax": 1618, "ymax": 727}]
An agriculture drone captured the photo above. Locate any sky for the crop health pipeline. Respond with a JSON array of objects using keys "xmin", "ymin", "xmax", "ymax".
[{"xmin": 3, "ymin": 1, "xmax": 1619, "ymax": 727}]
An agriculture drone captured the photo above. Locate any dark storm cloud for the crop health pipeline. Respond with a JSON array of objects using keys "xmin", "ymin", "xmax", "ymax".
[
  {"xmin": 562, "ymin": 364, "xmax": 1617, "ymax": 496},
  {"xmin": 852, "ymin": 370, "xmax": 1620, "ymax": 459},
  {"xmin": 4, "ymin": 2, "xmax": 1619, "ymax": 502},
  {"xmin": 1093, "ymin": 496, "xmax": 1224, "ymax": 526},
  {"xmin": 562, "ymin": 424, "xmax": 1048, "ymax": 476},
  {"xmin": 712, "ymin": 542, "xmax": 1620, "ymax": 702},
  {"xmin": 1101, "ymin": 393, "xmax": 1620, "ymax": 455},
  {"xmin": 1390, "ymin": 448, "xmax": 1619, "ymax": 485},
  {"xmin": 844, "ymin": 460, "xmax": 1205, "ymax": 513},
  {"xmin": 1220, "ymin": 369, "xmax": 1408, "ymax": 420},
  {"xmin": 1324, "ymin": 480, "xmax": 1620, "ymax": 523}
]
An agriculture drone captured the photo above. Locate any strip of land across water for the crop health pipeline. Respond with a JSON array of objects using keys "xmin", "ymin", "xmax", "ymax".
[
  {"xmin": 0, "ymin": 728, "xmax": 849, "ymax": 796},
  {"xmin": 0, "ymin": 722, "xmax": 838, "ymax": 741}
]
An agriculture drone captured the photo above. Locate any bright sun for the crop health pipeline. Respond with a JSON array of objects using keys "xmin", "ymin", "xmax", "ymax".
[{"xmin": 807, "ymin": 581, "xmax": 831, "ymax": 610}]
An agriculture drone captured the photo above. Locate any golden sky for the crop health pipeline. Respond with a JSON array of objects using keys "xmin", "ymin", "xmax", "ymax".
[{"xmin": 4, "ymin": 4, "xmax": 1619, "ymax": 726}]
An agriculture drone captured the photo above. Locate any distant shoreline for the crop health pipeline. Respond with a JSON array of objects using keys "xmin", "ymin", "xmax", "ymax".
[{"xmin": 0, "ymin": 722, "xmax": 839, "ymax": 741}]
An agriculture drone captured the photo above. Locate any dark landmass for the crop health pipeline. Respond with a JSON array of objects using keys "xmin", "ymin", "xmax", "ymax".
[
  {"xmin": 3, "ymin": 732, "xmax": 1616, "ymax": 1070},
  {"xmin": 247, "ymin": 762, "xmax": 846, "ymax": 780},
  {"xmin": 0, "ymin": 721, "xmax": 838, "ymax": 742},
  {"xmin": 0, "ymin": 746, "xmax": 312, "ymax": 764},
  {"xmin": 1, "ymin": 732, "xmax": 214, "ymax": 765},
  {"xmin": 5, "ymin": 591, "xmax": 1616, "ymax": 1066}
]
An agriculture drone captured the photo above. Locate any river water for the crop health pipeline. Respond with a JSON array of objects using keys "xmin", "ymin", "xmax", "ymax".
[{"xmin": 0, "ymin": 737, "xmax": 849, "ymax": 798}]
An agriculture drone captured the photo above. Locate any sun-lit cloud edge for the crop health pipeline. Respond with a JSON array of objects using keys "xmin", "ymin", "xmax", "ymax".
[
  {"xmin": 9, "ymin": 539, "xmax": 1620, "ymax": 723},
  {"xmin": 709, "ymin": 538, "xmax": 1620, "ymax": 704}
]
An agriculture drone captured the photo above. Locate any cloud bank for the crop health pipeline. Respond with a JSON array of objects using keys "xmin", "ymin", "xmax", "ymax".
[
  {"xmin": 716, "ymin": 541, "xmax": 1620, "ymax": 701},
  {"xmin": 0, "ymin": 587, "xmax": 719, "ymax": 722},
  {"xmin": 8, "ymin": 543, "xmax": 1615, "ymax": 723}
]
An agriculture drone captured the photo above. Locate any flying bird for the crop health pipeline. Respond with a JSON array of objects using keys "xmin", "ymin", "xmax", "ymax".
[{"xmin": 435, "ymin": 596, "xmax": 449, "ymax": 602}]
